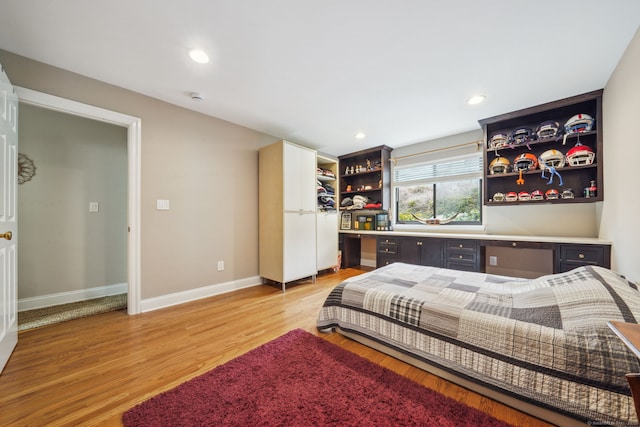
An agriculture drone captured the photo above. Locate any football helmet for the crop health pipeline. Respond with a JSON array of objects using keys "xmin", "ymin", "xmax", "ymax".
[
  {"xmin": 509, "ymin": 127, "xmax": 534, "ymax": 145},
  {"xmin": 505, "ymin": 191, "xmax": 518, "ymax": 202},
  {"xmin": 561, "ymin": 189, "xmax": 575, "ymax": 199},
  {"xmin": 488, "ymin": 133, "xmax": 509, "ymax": 150},
  {"xmin": 492, "ymin": 192, "xmax": 505, "ymax": 202},
  {"xmin": 489, "ymin": 156, "xmax": 511, "ymax": 174},
  {"xmin": 513, "ymin": 153, "xmax": 538, "ymax": 171},
  {"xmin": 565, "ymin": 113, "xmax": 594, "ymax": 134},
  {"xmin": 545, "ymin": 189, "xmax": 560, "ymax": 200},
  {"xmin": 518, "ymin": 191, "xmax": 531, "ymax": 201},
  {"xmin": 538, "ymin": 149, "xmax": 565, "ymax": 170},
  {"xmin": 566, "ymin": 144, "xmax": 595, "ymax": 166},
  {"xmin": 531, "ymin": 190, "xmax": 544, "ymax": 200},
  {"xmin": 536, "ymin": 121, "xmax": 561, "ymax": 140}
]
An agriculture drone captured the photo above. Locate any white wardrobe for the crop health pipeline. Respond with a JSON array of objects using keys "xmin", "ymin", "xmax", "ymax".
[{"xmin": 259, "ymin": 140, "xmax": 318, "ymax": 290}]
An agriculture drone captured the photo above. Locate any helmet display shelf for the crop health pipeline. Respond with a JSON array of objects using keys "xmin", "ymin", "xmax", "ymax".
[{"xmin": 479, "ymin": 89, "xmax": 603, "ymax": 206}]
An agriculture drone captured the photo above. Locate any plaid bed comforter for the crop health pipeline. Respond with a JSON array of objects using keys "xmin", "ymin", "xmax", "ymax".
[{"xmin": 317, "ymin": 263, "xmax": 640, "ymax": 425}]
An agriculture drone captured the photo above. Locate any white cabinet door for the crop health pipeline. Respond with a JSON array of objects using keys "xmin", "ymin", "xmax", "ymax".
[
  {"xmin": 284, "ymin": 212, "xmax": 316, "ymax": 282},
  {"xmin": 283, "ymin": 142, "xmax": 316, "ymax": 212},
  {"xmin": 317, "ymin": 211, "xmax": 338, "ymax": 271}
]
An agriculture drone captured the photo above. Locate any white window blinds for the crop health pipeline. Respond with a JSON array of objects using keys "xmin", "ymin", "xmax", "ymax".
[{"xmin": 394, "ymin": 154, "xmax": 483, "ymax": 186}]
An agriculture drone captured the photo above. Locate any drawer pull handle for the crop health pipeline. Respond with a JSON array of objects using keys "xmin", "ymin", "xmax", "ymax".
[
  {"xmin": 578, "ymin": 253, "xmax": 585, "ymax": 259},
  {"xmin": 459, "ymin": 255, "xmax": 463, "ymax": 259},
  {"xmin": 385, "ymin": 248, "xmax": 389, "ymax": 252},
  {"xmin": 512, "ymin": 242, "xmax": 517, "ymax": 247},
  {"xmin": 459, "ymin": 244, "xmax": 463, "ymax": 248}
]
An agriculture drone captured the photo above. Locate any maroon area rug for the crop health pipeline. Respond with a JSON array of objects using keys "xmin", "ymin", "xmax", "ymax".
[{"xmin": 123, "ymin": 329, "xmax": 512, "ymax": 426}]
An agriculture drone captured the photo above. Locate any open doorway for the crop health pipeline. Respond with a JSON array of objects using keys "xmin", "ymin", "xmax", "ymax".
[
  {"xmin": 17, "ymin": 103, "xmax": 127, "ymax": 329},
  {"xmin": 16, "ymin": 87, "xmax": 141, "ymax": 316}
]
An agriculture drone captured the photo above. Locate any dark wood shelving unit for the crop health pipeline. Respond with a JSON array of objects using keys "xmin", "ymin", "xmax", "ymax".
[{"xmin": 479, "ymin": 90, "xmax": 603, "ymax": 206}]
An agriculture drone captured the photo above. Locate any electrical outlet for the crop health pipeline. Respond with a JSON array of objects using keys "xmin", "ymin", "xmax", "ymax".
[
  {"xmin": 217, "ymin": 261, "xmax": 224, "ymax": 271},
  {"xmin": 89, "ymin": 202, "xmax": 99, "ymax": 213},
  {"xmin": 489, "ymin": 256, "xmax": 498, "ymax": 266},
  {"xmin": 156, "ymin": 199, "xmax": 170, "ymax": 210}
]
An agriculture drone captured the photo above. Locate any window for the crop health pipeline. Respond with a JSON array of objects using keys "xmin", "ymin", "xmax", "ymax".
[{"xmin": 394, "ymin": 154, "xmax": 482, "ymax": 224}]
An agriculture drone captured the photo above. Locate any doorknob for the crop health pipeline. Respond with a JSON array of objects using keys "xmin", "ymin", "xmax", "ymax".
[{"xmin": 0, "ymin": 231, "xmax": 12, "ymax": 240}]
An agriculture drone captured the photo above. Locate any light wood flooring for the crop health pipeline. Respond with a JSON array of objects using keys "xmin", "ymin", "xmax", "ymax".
[{"xmin": 0, "ymin": 267, "xmax": 552, "ymax": 426}]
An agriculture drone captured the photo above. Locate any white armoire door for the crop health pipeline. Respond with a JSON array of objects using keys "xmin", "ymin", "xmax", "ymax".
[
  {"xmin": 283, "ymin": 142, "xmax": 316, "ymax": 212},
  {"xmin": 0, "ymin": 65, "xmax": 18, "ymax": 374},
  {"xmin": 283, "ymin": 211, "xmax": 316, "ymax": 282}
]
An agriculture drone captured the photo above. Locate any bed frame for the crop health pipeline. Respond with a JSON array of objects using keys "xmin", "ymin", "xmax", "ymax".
[{"xmin": 335, "ymin": 327, "xmax": 589, "ymax": 427}]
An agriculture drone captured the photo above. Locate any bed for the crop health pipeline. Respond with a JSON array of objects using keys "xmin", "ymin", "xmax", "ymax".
[{"xmin": 316, "ymin": 263, "xmax": 640, "ymax": 426}]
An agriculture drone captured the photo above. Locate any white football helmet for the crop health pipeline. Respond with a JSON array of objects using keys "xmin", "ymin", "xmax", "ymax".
[
  {"xmin": 538, "ymin": 149, "xmax": 565, "ymax": 170},
  {"xmin": 565, "ymin": 114, "xmax": 594, "ymax": 134},
  {"xmin": 536, "ymin": 121, "xmax": 561, "ymax": 140},
  {"xmin": 488, "ymin": 133, "xmax": 509, "ymax": 150}
]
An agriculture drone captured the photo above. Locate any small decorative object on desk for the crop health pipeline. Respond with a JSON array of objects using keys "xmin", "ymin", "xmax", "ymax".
[{"xmin": 340, "ymin": 212, "xmax": 352, "ymax": 230}]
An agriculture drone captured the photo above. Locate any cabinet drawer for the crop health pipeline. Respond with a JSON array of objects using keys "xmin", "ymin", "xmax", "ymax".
[
  {"xmin": 377, "ymin": 253, "xmax": 397, "ymax": 268},
  {"xmin": 446, "ymin": 261, "xmax": 478, "ymax": 272},
  {"xmin": 559, "ymin": 245, "xmax": 605, "ymax": 265},
  {"xmin": 378, "ymin": 237, "xmax": 398, "ymax": 254},
  {"xmin": 447, "ymin": 252, "xmax": 476, "ymax": 263},
  {"xmin": 446, "ymin": 239, "xmax": 479, "ymax": 252}
]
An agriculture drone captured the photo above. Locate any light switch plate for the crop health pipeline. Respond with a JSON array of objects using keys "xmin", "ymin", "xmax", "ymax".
[
  {"xmin": 156, "ymin": 199, "xmax": 170, "ymax": 210},
  {"xmin": 89, "ymin": 202, "xmax": 99, "ymax": 213}
]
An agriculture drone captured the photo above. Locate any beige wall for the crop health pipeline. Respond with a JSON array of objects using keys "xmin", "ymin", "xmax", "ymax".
[
  {"xmin": 601, "ymin": 27, "xmax": 640, "ymax": 283},
  {"xmin": 0, "ymin": 49, "xmax": 277, "ymax": 300},
  {"xmin": 18, "ymin": 103, "xmax": 127, "ymax": 299}
]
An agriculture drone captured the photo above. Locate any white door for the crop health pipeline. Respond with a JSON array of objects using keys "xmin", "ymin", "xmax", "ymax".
[{"xmin": 0, "ymin": 65, "xmax": 18, "ymax": 374}]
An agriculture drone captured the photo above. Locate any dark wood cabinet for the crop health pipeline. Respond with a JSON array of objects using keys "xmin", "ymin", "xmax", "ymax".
[
  {"xmin": 361, "ymin": 233, "xmax": 611, "ymax": 274},
  {"xmin": 479, "ymin": 90, "xmax": 603, "ymax": 206},
  {"xmin": 338, "ymin": 146, "xmax": 392, "ymax": 212},
  {"xmin": 376, "ymin": 236, "xmax": 445, "ymax": 269}
]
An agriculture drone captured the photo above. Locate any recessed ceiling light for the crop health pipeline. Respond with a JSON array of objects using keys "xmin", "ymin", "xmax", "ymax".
[
  {"xmin": 355, "ymin": 132, "xmax": 366, "ymax": 139},
  {"xmin": 467, "ymin": 95, "xmax": 486, "ymax": 105},
  {"xmin": 189, "ymin": 49, "xmax": 210, "ymax": 64}
]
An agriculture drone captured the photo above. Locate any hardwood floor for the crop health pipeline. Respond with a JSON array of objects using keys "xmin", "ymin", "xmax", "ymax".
[{"xmin": 0, "ymin": 268, "xmax": 552, "ymax": 427}]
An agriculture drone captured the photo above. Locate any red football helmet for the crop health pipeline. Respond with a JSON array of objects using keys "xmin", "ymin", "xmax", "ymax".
[
  {"xmin": 505, "ymin": 191, "xmax": 518, "ymax": 202},
  {"xmin": 531, "ymin": 190, "xmax": 544, "ymax": 200},
  {"xmin": 518, "ymin": 191, "xmax": 531, "ymax": 201},
  {"xmin": 545, "ymin": 189, "xmax": 560, "ymax": 200},
  {"xmin": 566, "ymin": 144, "xmax": 595, "ymax": 166}
]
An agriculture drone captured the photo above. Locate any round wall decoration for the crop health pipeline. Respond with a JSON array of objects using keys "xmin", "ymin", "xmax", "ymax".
[{"xmin": 18, "ymin": 153, "xmax": 36, "ymax": 184}]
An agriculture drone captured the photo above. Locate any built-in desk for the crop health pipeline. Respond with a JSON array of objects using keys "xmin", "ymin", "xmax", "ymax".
[{"xmin": 339, "ymin": 230, "xmax": 611, "ymax": 274}]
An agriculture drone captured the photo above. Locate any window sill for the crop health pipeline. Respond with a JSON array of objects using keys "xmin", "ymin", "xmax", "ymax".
[{"xmin": 392, "ymin": 223, "xmax": 486, "ymax": 233}]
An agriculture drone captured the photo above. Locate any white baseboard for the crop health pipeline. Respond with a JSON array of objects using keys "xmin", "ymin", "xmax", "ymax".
[
  {"xmin": 361, "ymin": 258, "xmax": 377, "ymax": 268},
  {"xmin": 18, "ymin": 283, "xmax": 128, "ymax": 312},
  {"xmin": 140, "ymin": 276, "xmax": 262, "ymax": 313}
]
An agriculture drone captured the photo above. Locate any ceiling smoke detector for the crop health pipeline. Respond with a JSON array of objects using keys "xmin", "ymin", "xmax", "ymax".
[{"xmin": 191, "ymin": 92, "xmax": 204, "ymax": 102}]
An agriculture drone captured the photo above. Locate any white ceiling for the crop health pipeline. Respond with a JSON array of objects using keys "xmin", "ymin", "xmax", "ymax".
[{"xmin": 0, "ymin": 1, "xmax": 638, "ymax": 157}]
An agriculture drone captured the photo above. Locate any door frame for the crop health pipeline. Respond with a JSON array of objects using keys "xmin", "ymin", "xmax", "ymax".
[{"xmin": 15, "ymin": 87, "xmax": 142, "ymax": 314}]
